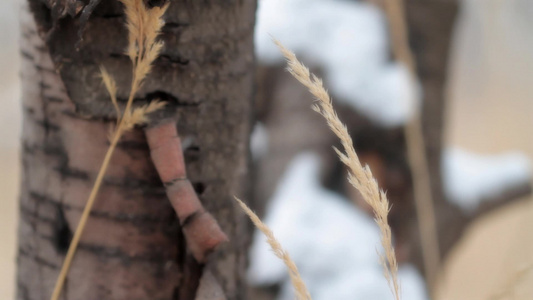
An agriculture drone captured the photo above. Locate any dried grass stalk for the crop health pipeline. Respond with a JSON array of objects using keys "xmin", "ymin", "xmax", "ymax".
[
  {"xmin": 382, "ymin": 0, "xmax": 441, "ymax": 290},
  {"xmin": 235, "ymin": 197, "xmax": 312, "ymax": 300},
  {"xmin": 50, "ymin": 1, "xmax": 168, "ymax": 299},
  {"xmin": 274, "ymin": 39, "xmax": 401, "ymax": 300},
  {"xmin": 100, "ymin": 66, "xmax": 120, "ymax": 120},
  {"xmin": 122, "ymin": 100, "xmax": 167, "ymax": 131}
]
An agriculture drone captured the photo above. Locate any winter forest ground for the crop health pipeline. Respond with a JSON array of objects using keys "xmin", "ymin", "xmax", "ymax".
[{"xmin": 2, "ymin": 0, "xmax": 533, "ymax": 299}]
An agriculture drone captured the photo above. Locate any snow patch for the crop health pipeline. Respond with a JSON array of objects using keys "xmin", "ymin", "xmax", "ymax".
[
  {"xmin": 443, "ymin": 147, "xmax": 531, "ymax": 213},
  {"xmin": 250, "ymin": 122, "xmax": 269, "ymax": 160},
  {"xmin": 255, "ymin": 0, "xmax": 420, "ymax": 126},
  {"xmin": 248, "ymin": 152, "xmax": 428, "ymax": 300}
]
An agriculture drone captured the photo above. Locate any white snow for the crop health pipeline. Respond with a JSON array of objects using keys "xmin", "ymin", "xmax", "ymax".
[
  {"xmin": 443, "ymin": 147, "xmax": 531, "ymax": 213},
  {"xmin": 250, "ymin": 122, "xmax": 269, "ymax": 160},
  {"xmin": 255, "ymin": 0, "xmax": 420, "ymax": 126},
  {"xmin": 248, "ymin": 153, "xmax": 428, "ymax": 300}
]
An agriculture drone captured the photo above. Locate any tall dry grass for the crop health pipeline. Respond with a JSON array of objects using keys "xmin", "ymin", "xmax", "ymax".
[
  {"xmin": 273, "ymin": 39, "xmax": 401, "ymax": 300},
  {"xmin": 235, "ymin": 197, "xmax": 312, "ymax": 300},
  {"xmin": 50, "ymin": 1, "xmax": 168, "ymax": 299},
  {"xmin": 382, "ymin": 0, "xmax": 441, "ymax": 290}
]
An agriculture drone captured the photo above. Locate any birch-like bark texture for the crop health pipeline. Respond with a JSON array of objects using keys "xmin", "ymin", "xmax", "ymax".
[{"xmin": 17, "ymin": 0, "xmax": 255, "ymax": 299}]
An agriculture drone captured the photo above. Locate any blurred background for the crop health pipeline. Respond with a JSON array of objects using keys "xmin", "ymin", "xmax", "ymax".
[
  {"xmin": 1, "ymin": 0, "xmax": 22, "ymax": 299},
  {"xmin": 2, "ymin": 0, "xmax": 533, "ymax": 299}
]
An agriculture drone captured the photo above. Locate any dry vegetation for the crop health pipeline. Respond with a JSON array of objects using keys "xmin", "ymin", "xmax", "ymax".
[
  {"xmin": 274, "ymin": 39, "xmax": 401, "ymax": 300},
  {"xmin": 235, "ymin": 197, "xmax": 312, "ymax": 300},
  {"xmin": 382, "ymin": 0, "xmax": 441, "ymax": 290},
  {"xmin": 236, "ymin": 38, "xmax": 402, "ymax": 300}
]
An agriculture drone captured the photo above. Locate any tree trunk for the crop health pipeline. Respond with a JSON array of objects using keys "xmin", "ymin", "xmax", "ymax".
[
  {"xmin": 397, "ymin": 0, "xmax": 530, "ymax": 272},
  {"xmin": 17, "ymin": 0, "xmax": 255, "ymax": 299},
  {"xmin": 403, "ymin": 0, "xmax": 464, "ymax": 267}
]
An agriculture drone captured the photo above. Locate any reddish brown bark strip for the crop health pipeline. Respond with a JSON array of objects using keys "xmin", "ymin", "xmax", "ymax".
[{"xmin": 145, "ymin": 122, "xmax": 228, "ymax": 262}]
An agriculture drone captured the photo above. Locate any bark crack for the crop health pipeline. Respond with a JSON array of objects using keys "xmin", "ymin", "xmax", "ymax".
[{"xmin": 53, "ymin": 204, "xmax": 73, "ymax": 254}]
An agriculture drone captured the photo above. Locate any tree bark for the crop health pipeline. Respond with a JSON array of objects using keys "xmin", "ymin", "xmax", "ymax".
[
  {"xmin": 402, "ymin": 0, "xmax": 464, "ymax": 268},
  {"xmin": 17, "ymin": 0, "xmax": 255, "ymax": 299}
]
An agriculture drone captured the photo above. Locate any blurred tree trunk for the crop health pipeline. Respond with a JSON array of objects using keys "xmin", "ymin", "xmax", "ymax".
[
  {"xmin": 17, "ymin": 0, "xmax": 255, "ymax": 299},
  {"xmin": 403, "ymin": 0, "xmax": 465, "ymax": 266},
  {"xmin": 403, "ymin": 0, "xmax": 530, "ymax": 271}
]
